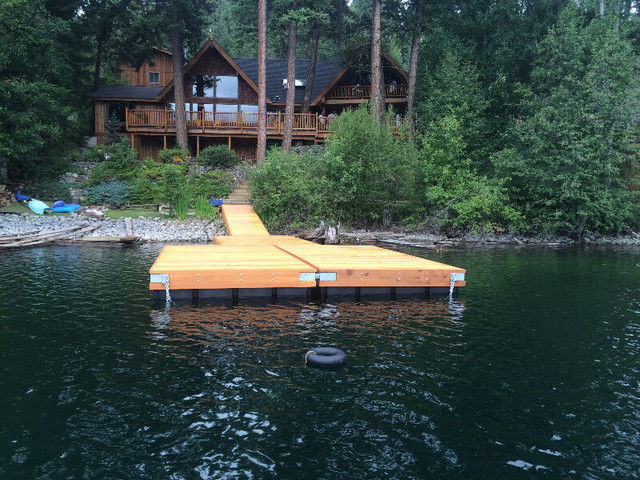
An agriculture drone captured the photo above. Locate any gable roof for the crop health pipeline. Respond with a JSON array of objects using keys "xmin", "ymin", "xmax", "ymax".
[
  {"xmin": 233, "ymin": 58, "xmax": 342, "ymax": 105},
  {"xmin": 158, "ymin": 37, "xmax": 260, "ymax": 100}
]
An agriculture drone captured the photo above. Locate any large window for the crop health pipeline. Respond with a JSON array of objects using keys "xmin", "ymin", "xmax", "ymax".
[{"xmin": 192, "ymin": 75, "xmax": 238, "ymax": 98}]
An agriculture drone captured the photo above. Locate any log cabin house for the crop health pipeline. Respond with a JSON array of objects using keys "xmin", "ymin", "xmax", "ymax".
[{"xmin": 90, "ymin": 37, "xmax": 409, "ymax": 160}]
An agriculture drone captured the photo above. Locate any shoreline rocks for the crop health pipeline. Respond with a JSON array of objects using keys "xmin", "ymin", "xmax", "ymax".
[{"xmin": 0, "ymin": 213, "xmax": 226, "ymax": 243}]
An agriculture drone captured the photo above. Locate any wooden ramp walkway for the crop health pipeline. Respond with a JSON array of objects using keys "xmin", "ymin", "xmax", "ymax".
[{"xmin": 150, "ymin": 204, "xmax": 465, "ymax": 302}]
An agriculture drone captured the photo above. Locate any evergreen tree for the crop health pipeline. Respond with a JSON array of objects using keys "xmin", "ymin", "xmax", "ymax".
[{"xmin": 495, "ymin": 7, "xmax": 640, "ymax": 236}]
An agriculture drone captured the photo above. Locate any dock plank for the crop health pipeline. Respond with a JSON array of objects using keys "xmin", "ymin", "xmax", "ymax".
[
  {"xmin": 278, "ymin": 244, "xmax": 466, "ymax": 288},
  {"xmin": 221, "ymin": 204, "xmax": 269, "ymax": 236}
]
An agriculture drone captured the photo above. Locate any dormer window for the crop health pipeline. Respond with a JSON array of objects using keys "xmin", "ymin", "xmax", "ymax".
[
  {"xmin": 149, "ymin": 72, "xmax": 160, "ymax": 84},
  {"xmin": 192, "ymin": 75, "xmax": 238, "ymax": 98}
]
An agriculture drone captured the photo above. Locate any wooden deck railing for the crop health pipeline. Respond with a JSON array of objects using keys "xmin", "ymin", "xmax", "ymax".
[
  {"xmin": 326, "ymin": 83, "xmax": 408, "ymax": 100},
  {"xmin": 126, "ymin": 109, "xmax": 336, "ymax": 138}
]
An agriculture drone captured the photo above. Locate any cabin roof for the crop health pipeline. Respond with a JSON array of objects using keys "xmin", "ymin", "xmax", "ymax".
[
  {"xmin": 233, "ymin": 58, "xmax": 342, "ymax": 105},
  {"xmin": 90, "ymin": 85, "xmax": 164, "ymax": 101}
]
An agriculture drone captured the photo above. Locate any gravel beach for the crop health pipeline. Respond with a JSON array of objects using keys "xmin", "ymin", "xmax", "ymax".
[{"xmin": 0, "ymin": 213, "xmax": 227, "ymax": 243}]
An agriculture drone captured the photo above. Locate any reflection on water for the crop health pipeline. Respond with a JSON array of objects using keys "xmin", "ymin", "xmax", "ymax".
[{"xmin": 0, "ymin": 244, "xmax": 639, "ymax": 478}]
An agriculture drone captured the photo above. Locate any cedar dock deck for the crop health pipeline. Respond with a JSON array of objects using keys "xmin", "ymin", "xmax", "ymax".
[{"xmin": 149, "ymin": 204, "xmax": 466, "ymax": 303}]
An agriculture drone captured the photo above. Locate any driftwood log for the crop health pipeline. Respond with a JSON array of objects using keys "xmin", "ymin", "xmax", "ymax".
[{"xmin": 0, "ymin": 225, "xmax": 99, "ymax": 248}]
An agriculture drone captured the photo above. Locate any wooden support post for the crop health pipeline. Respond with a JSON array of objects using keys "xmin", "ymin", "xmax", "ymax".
[
  {"xmin": 130, "ymin": 134, "xmax": 134, "ymax": 150},
  {"xmin": 228, "ymin": 136, "xmax": 231, "ymax": 150},
  {"xmin": 125, "ymin": 107, "xmax": 129, "ymax": 130},
  {"xmin": 163, "ymin": 135, "xmax": 167, "ymax": 150},
  {"xmin": 196, "ymin": 135, "xmax": 200, "ymax": 157}
]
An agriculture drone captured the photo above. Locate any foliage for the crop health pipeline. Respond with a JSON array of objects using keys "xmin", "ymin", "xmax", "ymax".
[
  {"xmin": 251, "ymin": 107, "xmax": 418, "ymax": 229},
  {"xmin": 417, "ymin": 116, "xmax": 523, "ymax": 232},
  {"xmin": 85, "ymin": 138, "xmax": 140, "ymax": 185},
  {"xmin": 250, "ymin": 147, "xmax": 330, "ymax": 229},
  {"xmin": 188, "ymin": 176, "xmax": 233, "ymax": 199},
  {"xmin": 495, "ymin": 9, "xmax": 640, "ymax": 235},
  {"xmin": 127, "ymin": 177, "xmax": 161, "ymax": 205},
  {"xmin": 203, "ymin": 170, "xmax": 235, "ymax": 185},
  {"xmin": 414, "ymin": 45, "xmax": 491, "ymax": 169},
  {"xmin": 195, "ymin": 196, "xmax": 218, "ymax": 219},
  {"xmin": 323, "ymin": 106, "xmax": 417, "ymax": 225},
  {"xmin": 172, "ymin": 190, "xmax": 191, "ymax": 219},
  {"xmin": 0, "ymin": 0, "xmax": 83, "ymax": 180},
  {"xmin": 159, "ymin": 164, "xmax": 188, "ymax": 206},
  {"xmin": 26, "ymin": 182, "xmax": 73, "ymax": 203},
  {"xmin": 159, "ymin": 146, "xmax": 189, "ymax": 164},
  {"xmin": 198, "ymin": 145, "xmax": 239, "ymax": 169},
  {"xmin": 84, "ymin": 180, "xmax": 132, "ymax": 207}
]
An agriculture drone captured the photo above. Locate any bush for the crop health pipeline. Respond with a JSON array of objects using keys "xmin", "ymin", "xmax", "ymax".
[
  {"xmin": 188, "ymin": 176, "xmax": 232, "ymax": 198},
  {"xmin": 250, "ymin": 147, "xmax": 330, "ymax": 229},
  {"xmin": 26, "ymin": 181, "xmax": 72, "ymax": 202},
  {"xmin": 84, "ymin": 180, "xmax": 132, "ymax": 207},
  {"xmin": 85, "ymin": 138, "xmax": 139, "ymax": 185},
  {"xmin": 128, "ymin": 177, "xmax": 161, "ymax": 204},
  {"xmin": 417, "ymin": 115, "xmax": 522, "ymax": 232},
  {"xmin": 159, "ymin": 146, "xmax": 189, "ymax": 164},
  {"xmin": 199, "ymin": 145, "xmax": 238, "ymax": 168}
]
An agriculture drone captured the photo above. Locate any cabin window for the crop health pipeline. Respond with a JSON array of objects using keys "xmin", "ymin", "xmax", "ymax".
[
  {"xmin": 192, "ymin": 75, "xmax": 238, "ymax": 98},
  {"xmin": 215, "ymin": 76, "xmax": 238, "ymax": 98},
  {"xmin": 215, "ymin": 104, "xmax": 238, "ymax": 113},
  {"xmin": 240, "ymin": 105, "xmax": 258, "ymax": 113},
  {"xmin": 149, "ymin": 72, "xmax": 160, "ymax": 84}
]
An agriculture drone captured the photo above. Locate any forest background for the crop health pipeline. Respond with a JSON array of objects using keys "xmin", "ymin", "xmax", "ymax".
[{"xmin": 1, "ymin": 0, "xmax": 639, "ymax": 239}]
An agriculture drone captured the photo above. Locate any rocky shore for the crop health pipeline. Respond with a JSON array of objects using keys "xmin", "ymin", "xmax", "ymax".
[
  {"xmin": 0, "ymin": 213, "xmax": 226, "ymax": 243},
  {"xmin": 1, "ymin": 211, "xmax": 639, "ymax": 247}
]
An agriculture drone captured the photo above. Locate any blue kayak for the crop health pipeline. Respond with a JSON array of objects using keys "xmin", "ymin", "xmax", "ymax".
[
  {"xmin": 15, "ymin": 193, "xmax": 52, "ymax": 215},
  {"xmin": 52, "ymin": 201, "xmax": 81, "ymax": 213}
]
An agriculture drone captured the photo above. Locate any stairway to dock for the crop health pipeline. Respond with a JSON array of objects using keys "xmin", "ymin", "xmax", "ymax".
[{"xmin": 149, "ymin": 203, "xmax": 466, "ymax": 303}]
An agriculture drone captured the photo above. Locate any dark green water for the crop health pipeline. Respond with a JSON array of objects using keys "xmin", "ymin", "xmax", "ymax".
[{"xmin": 1, "ymin": 244, "xmax": 639, "ymax": 479}]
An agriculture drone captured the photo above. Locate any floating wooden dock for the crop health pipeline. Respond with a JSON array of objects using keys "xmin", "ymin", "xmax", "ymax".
[{"xmin": 149, "ymin": 204, "xmax": 465, "ymax": 302}]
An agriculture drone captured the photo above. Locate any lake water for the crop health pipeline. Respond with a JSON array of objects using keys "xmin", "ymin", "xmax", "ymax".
[{"xmin": 1, "ymin": 244, "xmax": 639, "ymax": 479}]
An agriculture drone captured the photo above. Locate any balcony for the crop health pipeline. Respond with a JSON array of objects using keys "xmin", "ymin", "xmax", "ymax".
[
  {"xmin": 125, "ymin": 109, "xmax": 336, "ymax": 140},
  {"xmin": 325, "ymin": 83, "xmax": 408, "ymax": 104}
]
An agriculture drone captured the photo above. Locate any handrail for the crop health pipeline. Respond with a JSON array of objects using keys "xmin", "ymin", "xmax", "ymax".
[
  {"xmin": 125, "ymin": 109, "xmax": 365, "ymax": 138},
  {"xmin": 326, "ymin": 83, "xmax": 408, "ymax": 99}
]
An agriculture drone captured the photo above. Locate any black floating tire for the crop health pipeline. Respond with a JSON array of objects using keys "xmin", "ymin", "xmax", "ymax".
[{"xmin": 305, "ymin": 347, "xmax": 346, "ymax": 368}]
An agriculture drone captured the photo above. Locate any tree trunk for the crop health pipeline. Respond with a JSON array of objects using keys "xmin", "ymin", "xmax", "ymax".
[
  {"xmin": 406, "ymin": 5, "xmax": 422, "ymax": 136},
  {"xmin": 301, "ymin": 23, "xmax": 319, "ymax": 114},
  {"xmin": 282, "ymin": 21, "xmax": 297, "ymax": 153},
  {"xmin": 171, "ymin": 12, "xmax": 189, "ymax": 153},
  {"xmin": 370, "ymin": 0, "xmax": 383, "ymax": 119},
  {"xmin": 91, "ymin": 28, "xmax": 105, "ymax": 135},
  {"xmin": 257, "ymin": 0, "xmax": 267, "ymax": 162}
]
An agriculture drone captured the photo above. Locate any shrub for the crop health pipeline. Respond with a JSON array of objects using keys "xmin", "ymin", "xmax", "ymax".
[
  {"xmin": 84, "ymin": 180, "xmax": 132, "ymax": 207},
  {"xmin": 26, "ymin": 181, "xmax": 72, "ymax": 202},
  {"xmin": 135, "ymin": 158, "xmax": 166, "ymax": 181},
  {"xmin": 195, "ymin": 195, "xmax": 217, "ymax": 219},
  {"xmin": 188, "ymin": 176, "xmax": 232, "ymax": 199},
  {"xmin": 199, "ymin": 145, "xmax": 238, "ymax": 169},
  {"xmin": 250, "ymin": 147, "xmax": 329, "ymax": 229},
  {"xmin": 159, "ymin": 164, "xmax": 188, "ymax": 205},
  {"xmin": 85, "ymin": 138, "xmax": 139, "ymax": 185},
  {"xmin": 128, "ymin": 177, "xmax": 161, "ymax": 204},
  {"xmin": 159, "ymin": 146, "xmax": 189, "ymax": 164}
]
